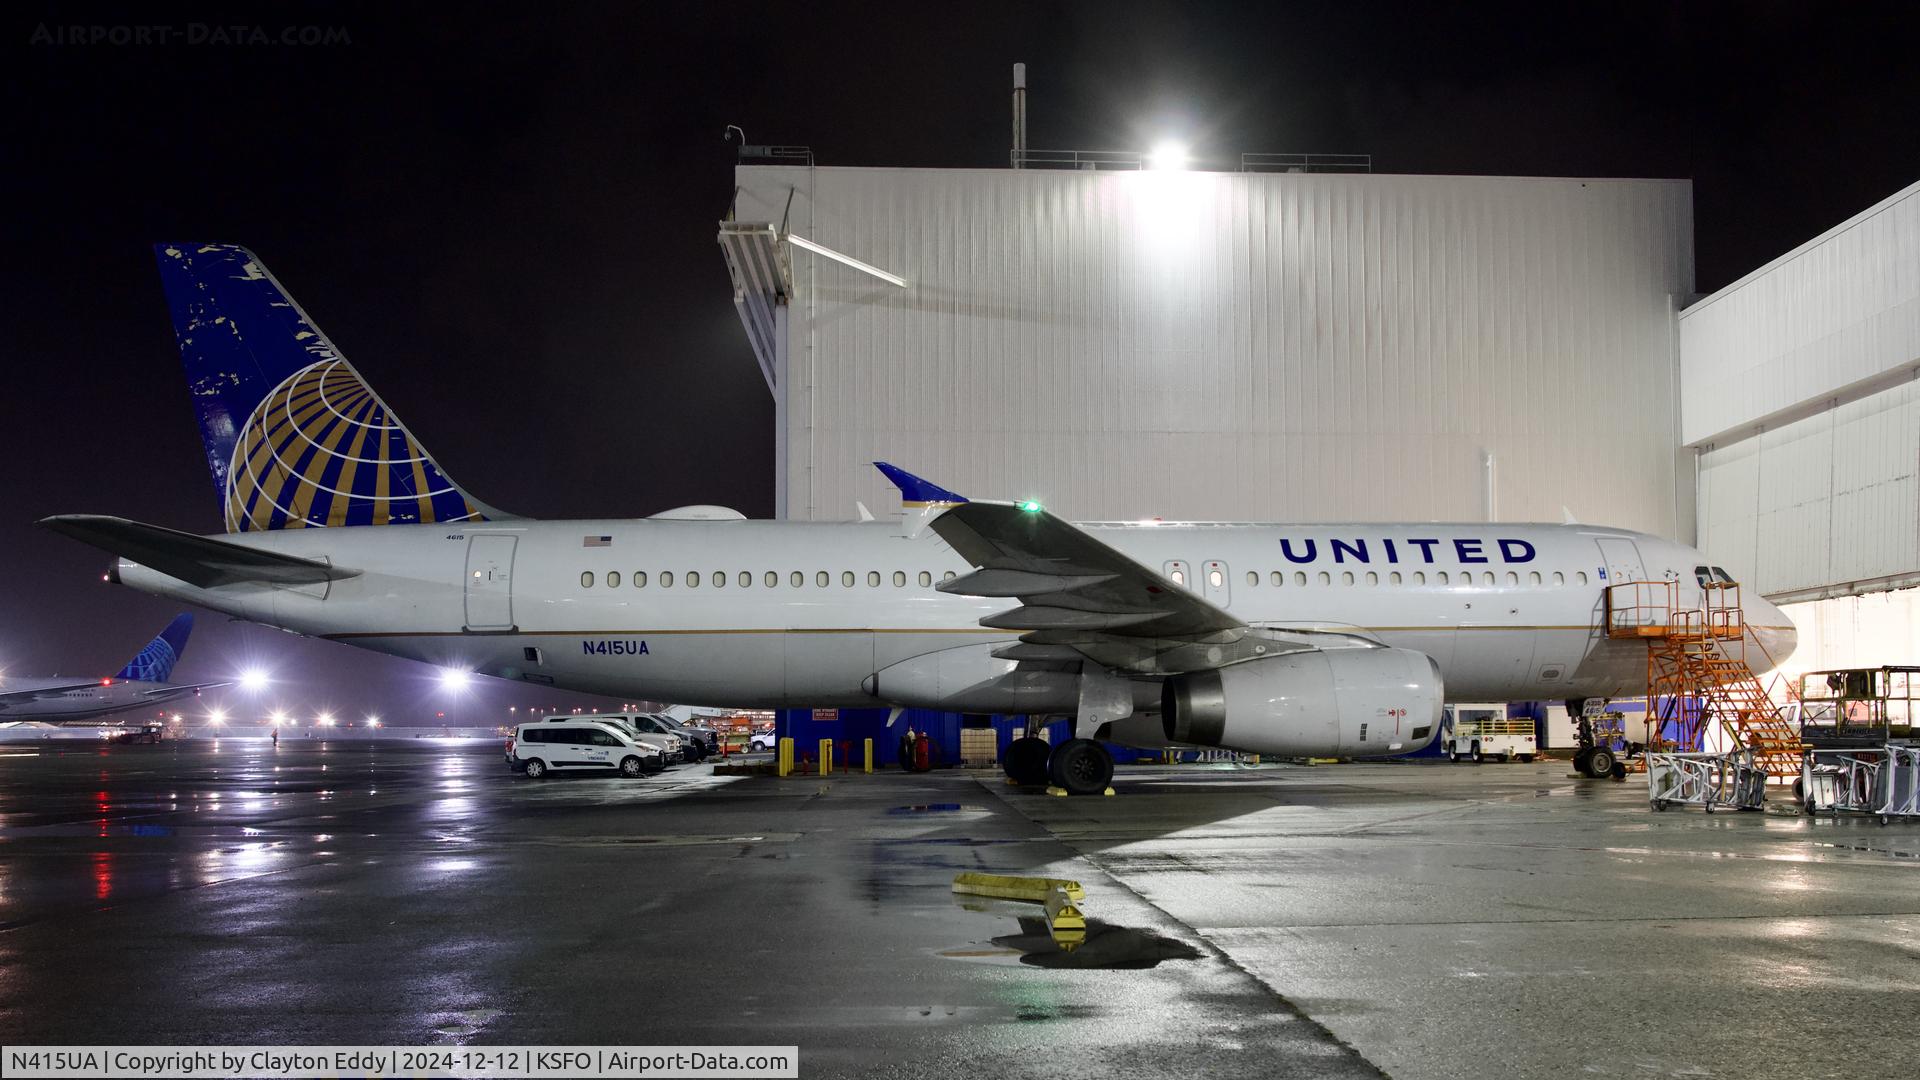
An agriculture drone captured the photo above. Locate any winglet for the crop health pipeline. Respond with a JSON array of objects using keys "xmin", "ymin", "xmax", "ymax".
[
  {"xmin": 874, "ymin": 462, "xmax": 967, "ymax": 539},
  {"xmin": 874, "ymin": 462, "xmax": 968, "ymax": 507}
]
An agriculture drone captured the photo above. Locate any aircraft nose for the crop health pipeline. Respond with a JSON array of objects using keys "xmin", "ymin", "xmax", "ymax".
[{"xmin": 1747, "ymin": 595, "xmax": 1798, "ymax": 671}]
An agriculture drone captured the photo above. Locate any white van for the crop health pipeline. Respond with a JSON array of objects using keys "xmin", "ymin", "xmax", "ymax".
[{"xmin": 509, "ymin": 718, "xmax": 666, "ymax": 779}]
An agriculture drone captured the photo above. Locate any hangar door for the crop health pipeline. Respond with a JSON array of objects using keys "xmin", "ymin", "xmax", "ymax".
[{"xmin": 464, "ymin": 534, "xmax": 517, "ymax": 631}]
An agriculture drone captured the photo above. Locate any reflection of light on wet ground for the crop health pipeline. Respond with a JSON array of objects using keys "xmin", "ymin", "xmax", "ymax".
[
  {"xmin": 91, "ymin": 852, "xmax": 112, "ymax": 901},
  {"xmin": 431, "ymin": 798, "xmax": 475, "ymax": 819},
  {"xmin": 432, "ymin": 858, "xmax": 479, "ymax": 873}
]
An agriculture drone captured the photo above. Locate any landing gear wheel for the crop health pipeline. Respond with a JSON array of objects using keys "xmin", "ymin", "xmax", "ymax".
[
  {"xmin": 1573, "ymin": 748, "xmax": 1593, "ymax": 775},
  {"xmin": 1003, "ymin": 737, "xmax": 1052, "ymax": 787},
  {"xmin": 1586, "ymin": 747, "xmax": 1617, "ymax": 779},
  {"xmin": 522, "ymin": 758, "xmax": 548, "ymax": 779},
  {"xmin": 1048, "ymin": 739, "xmax": 1114, "ymax": 796}
]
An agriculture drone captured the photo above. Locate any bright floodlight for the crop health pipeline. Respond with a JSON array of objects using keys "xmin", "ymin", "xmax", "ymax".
[
  {"xmin": 439, "ymin": 667, "xmax": 473, "ymax": 692},
  {"xmin": 366, "ymin": 716, "xmax": 381, "ymax": 728},
  {"xmin": 238, "ymin": 668, "xmax": 270, "ymax": 692},
  {"xmin": 1148, "ymin": 140, "xmax": 1189, "ymax": 170},
  {"xmin": 317, "ymin": 713, "xmax": 336, "ymax": 727},
  {"xmin": 208, "ymin": 709, "xmax": 227, "ymax": 724},
  {"xmin": 270, "ymin": 710, "xmax": 289, "ymax": 726}
]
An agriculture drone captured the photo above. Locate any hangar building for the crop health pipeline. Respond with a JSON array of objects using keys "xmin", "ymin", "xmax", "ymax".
[{"xmin": 720, "ymin": 155, "xmax": 1920, "ymax": 754}]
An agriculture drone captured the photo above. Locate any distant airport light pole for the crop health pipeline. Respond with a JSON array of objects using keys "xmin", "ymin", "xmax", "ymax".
[
  {"xmin": 438, "ymin": 667, "xmax": 473, "ymax": 692},
  {"xmin": 238, "ymin": 668, "xmax": 270, "ymax": 692},
  {"xmin": 317, "ymin": 712, "xmax": 336, "ymax": 727},
  {"xmin": 365, "ymin": 715, "xmax": 381, "ymax": 728}
]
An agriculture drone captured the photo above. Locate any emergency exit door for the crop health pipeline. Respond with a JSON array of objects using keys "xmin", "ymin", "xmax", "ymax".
[{"xmin": 464, "ymin": 534, "xmax": 517, "ymax": 631}]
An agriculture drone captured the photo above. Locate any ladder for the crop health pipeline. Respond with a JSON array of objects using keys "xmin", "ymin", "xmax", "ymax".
[{"xmin": 1607, "ymin": 580, "xmax": 1804, "ymax": 778}]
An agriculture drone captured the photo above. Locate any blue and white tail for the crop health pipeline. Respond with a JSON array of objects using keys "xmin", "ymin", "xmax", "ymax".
[
  {"xmin": 154, "ymin": 244, "xmax": 504, "ymax": 532},
  {"xmin": 115, "ymin": 613, "xmax": 193, "ymax": 683}
]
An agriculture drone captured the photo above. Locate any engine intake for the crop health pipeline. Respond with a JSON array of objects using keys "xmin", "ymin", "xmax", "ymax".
[{"xmin": 1162, "ymin": 648, "xmax": 1443, "ymax": 757}]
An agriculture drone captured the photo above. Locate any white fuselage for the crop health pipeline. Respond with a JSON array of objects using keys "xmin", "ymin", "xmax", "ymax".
[
  {"xmin": 111, "ymin": 518, "xmax": 1796, "ymax": 716},
  {"xmin": 0, "ymin": 676, "xmax": 195, "ymax": 723}
]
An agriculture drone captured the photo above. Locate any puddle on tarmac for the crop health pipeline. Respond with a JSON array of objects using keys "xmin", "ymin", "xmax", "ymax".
[
  {"xmin": 940, "ymin": 910, "xmax": 1202, "ymax": 971},
  {"xmin": 888, "ymin": 804, "xmax": 987, "ymax": 815}
]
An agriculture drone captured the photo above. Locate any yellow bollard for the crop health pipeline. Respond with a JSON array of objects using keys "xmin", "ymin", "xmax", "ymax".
[
  {"xmin": 819, "ymin": 738, "xmax": 833, "ymax": 775},
  {"xmin": 864, "ymin": 738, "xmax": 873, "ymax": 774},
  {"xmin": 776, "ymin": 737, "xmax": 793, "ymax": 777}
]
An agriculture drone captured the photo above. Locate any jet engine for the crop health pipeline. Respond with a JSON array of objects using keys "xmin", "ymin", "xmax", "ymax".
[{"xmin": 1161, "ymin": 647, "xmax": 1443, "ymax": 757}]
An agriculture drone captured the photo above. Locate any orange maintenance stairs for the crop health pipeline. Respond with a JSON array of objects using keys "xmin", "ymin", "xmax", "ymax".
[{"xmin": 1604, "ymin": 580, "xmax": 1803, "ymax": 778}]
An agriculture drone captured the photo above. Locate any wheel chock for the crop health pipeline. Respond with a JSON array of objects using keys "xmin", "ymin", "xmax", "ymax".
[
  {"xmin": 1043, "ymin": 786, "xmax": 1117, "ymax": 797},
  {"xmin": 951, "ymin": 872, "xmax": 1086, "ymax": 904},
  {"xmin": 1045, "ymin": 886, "xmax": 1086, "ymax": 952}
]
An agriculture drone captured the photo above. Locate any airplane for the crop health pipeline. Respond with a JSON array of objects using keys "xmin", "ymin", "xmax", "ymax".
[
  {"xmin": 41, "ymin": 244, "xmax": 1797, "ymax": 793},
  {"xmin": 0, "ymin": 613, "xmax": 222, "ymax": 725}
]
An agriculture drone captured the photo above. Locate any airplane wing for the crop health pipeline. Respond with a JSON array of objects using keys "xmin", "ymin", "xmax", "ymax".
[
  {"xmin": 39, "ymin": 515, "xmax": 359, "ymax": 588},
  {"xmin": 931, "ymin": 502, "xmax": 1345, "ymax": 674},
  {"xmin": 0, "ymin": 681, "xmax": 108, "ymax": 706}
]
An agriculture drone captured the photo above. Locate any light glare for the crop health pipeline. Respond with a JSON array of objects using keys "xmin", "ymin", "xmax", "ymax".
[{"xmin": 1149, "ymin": 140, "xmax": 1189, "ymax": 170}]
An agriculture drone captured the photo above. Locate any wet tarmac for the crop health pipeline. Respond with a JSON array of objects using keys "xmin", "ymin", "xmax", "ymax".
[
  {"xmin": 3, "ymin": 744, "xmax": 1915, "ymax": 1078},
  {"xmin": 0, "ymin": 740, "xmax": 1370, "ymax": 1078}
]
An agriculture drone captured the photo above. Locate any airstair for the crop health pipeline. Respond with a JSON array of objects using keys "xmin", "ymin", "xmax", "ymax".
[{"xmin": 1605, "ymin": 581, "xmax": 1804, "ymax": 778}]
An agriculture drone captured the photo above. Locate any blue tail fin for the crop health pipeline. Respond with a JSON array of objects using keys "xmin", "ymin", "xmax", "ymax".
[
  {"xmin": 154, "ymin": 244, "xmax": 504, "ymax": 532},
  {"xmin": 115, "ymin": 613, "xmax": 193, "ymax": 683}
]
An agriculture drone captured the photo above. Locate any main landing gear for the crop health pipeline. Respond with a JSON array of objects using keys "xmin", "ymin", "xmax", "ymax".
[{"xmin": 1003, "ymin": 735, "xmax": 1114, "ymax": 796}]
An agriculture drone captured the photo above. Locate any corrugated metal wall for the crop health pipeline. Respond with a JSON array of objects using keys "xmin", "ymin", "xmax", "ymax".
[
  {"xmin": 1683, "ymin": 179, "xmax": 1920, "ymax": 599},
  {"xmin": 734, "ymin": 166, "xmax": 1694, "ymax": 534}
]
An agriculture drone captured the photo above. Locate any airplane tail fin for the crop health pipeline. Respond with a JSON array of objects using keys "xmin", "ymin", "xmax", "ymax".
[
  {"xmin": 153, "ymin": 244, "xmax": 507, "ymax": 532},
  {"xmin": 115, "ymin": 613, "xmax": 193, "ymax": 683}
]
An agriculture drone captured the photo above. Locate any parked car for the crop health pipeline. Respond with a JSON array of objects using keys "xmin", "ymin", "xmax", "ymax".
[
  {"xmin": 654, "ymin": 714, "xmax": 719, "ymax": 757},
  {"xmin": 622, "ymin": 713, "xmax": 705, "ymax": 761},
  {"xmin": 748, "ymin": 728, "xmax": 777, "ymax": 752},
  {"xmin": 507, "ymin": 718, "xmax": 666, "ymax": 778}
]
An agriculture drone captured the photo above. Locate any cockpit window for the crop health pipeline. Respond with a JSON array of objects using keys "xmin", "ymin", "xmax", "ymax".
[
  {"xmin": 1712, "ymin": 566, "xmax": 1735, "ymax": 584},
  {"xmin": 1694, "ymin": 565, "xmax": 1712, "ymax": 588}
]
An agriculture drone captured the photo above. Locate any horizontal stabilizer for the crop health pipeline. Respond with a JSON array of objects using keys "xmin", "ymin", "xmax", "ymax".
[{"xmin": 39, "ymin": 515, "xmax": 359, "ymax": 588}]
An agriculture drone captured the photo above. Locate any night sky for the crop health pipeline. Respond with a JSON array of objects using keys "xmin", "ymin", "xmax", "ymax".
[{"xmin": 5, "ymin": 1, "xmax": 1918, "ymax": 726}]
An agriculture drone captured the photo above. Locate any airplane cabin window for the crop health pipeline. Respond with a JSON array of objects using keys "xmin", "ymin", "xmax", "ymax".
[
  {"xmin": 607, "ymin": 571, "xmax": 621, "ymax": 588},
  {"xmin": 764, "ymin": 571, "xmax": 777, "ymax": 588},
  {"xmin": 1170, "ymin": 570, "xmax": 1185, "ymax": 585},
  {"xmin": 1552, "ymin": 571, "xmax": 1564, "ymax": 585},
  {"xmin": 687, "ymin": 571, "xmax": 701, "ymax": 588},
  {"xmin": 816, "ymin": 571, "xmax": 829, "ymax": 588},
  {"xmin": 661, "ymin": 571, "xmax": 674, "ymax": 588},
  {"xmin": 1437, "ymin": 571, "xmax": 1450, "ymax": 585},
  {"xmin": 867, "ymin": 571, "xmax": 881, "ymax": 587},
  {"xmin": 1208, "ymin": 569, "xmax": 1224, "ymax": 588},
  {"xmin": 580, "ymin": 571, "xmax": 594, "ymax": 588},
  {"xmin": 918, "ymin": 571, "xmax": 932, "ymax": 587},
  {"xmin": 1390, "ymin": 571, "xmax": 1402, "ymax": 585},
  {"xmin": 1271, "ymin": 571, "xmax": 1283, "ymax": 586},
  {"xmin": 1246, "ymin": 571, "xmax": 1258, "ymax": 586},
  {"xmin": 1366, "ymin": 572, "xmax": 1379, "ymax": 585},
  {"xmin": 634, "ymin": 571, "xmax": 647, "ymax": 588},
  {"xmin": 842, "ymin": 571, "xmax": 855, "ymax": 588},
  {"xmin": 741, "ymin": 571, "xmax": 753, "ymax": 588},
  {"xmin": 1576, "ymin": 572, "xmax": 1588, "ymax": 585},
  {"xmin": 1318, "ymin": 572, "xmax": 1332, "ymax": 586},
  {"xmin": 711, "ymin": 571, "xmax": 725, "ymax": 588},
  {"xmin": 1506, "ymin": 572, "xmax": 1518, "ymax": 585},
  {"xmin": 1294, "ymin": 571, "xmax": 1307, "ymax": 586},
  {"xmin": 1529, "ymin": 571, "xmax": 1541, "ymax": 585},
  {"xmin": 893, "ymin": 571, "xmax": 906, "ymax": 587},
  {"xmin": 1483, "ymin": 572, "xmax": 1495, "ymax": 586},
  {"xmin": 942, "ymin": 570, "xmax": 957, "ymax": 582},
  {"xmin": 790, "ymin": 571, "xmax": 803, "ymax": 587},
  {"xmin": 1341, "ymin": 571, "xmax": 1354, "ymax": 586},
  {"xmin": 1413, "ymin": 572, "xmax": 1425, "ymax": 585}
]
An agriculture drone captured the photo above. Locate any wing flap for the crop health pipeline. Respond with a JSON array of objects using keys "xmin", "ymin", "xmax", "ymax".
[{"xmin": 40, "ymin": 515, "xmax": 359, "ymax": 588}]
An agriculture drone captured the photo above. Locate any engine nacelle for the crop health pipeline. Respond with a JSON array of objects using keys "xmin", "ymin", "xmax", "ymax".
[{"xmin": 1161, "ymin": 648, "xmax": 1443, "ymax": 757}]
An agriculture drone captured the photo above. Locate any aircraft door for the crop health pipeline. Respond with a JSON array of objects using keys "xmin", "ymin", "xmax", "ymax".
[
  {"xmin": 1593, "ymin": 537, "xmax": 1645, "ymax": 589},
  {"xmin": 1201, "ymin": 560, "xmax": 1231, "ymax": 607},
  {"xmin": 464, "ymin": 534, "xmax": 517, "ymax": 631}
]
